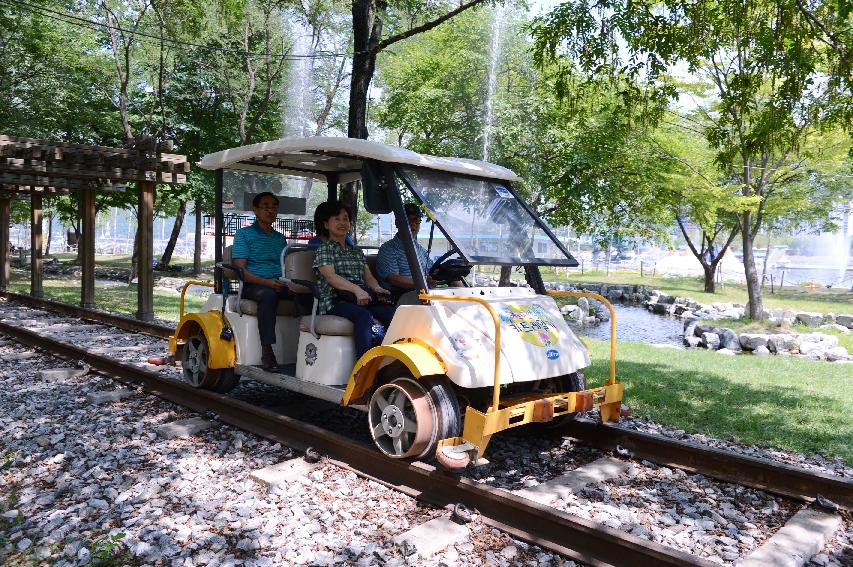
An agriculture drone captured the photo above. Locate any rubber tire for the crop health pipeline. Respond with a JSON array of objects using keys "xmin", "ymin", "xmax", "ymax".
[
  {"xmin": 420, "ymin": 376, "xmax": 463, "ymax": 445},
  {"xmin": 368, "ymin": 375, "xmax": 462, "ymax": 461},
  {"xmin": 528, "ymin": 371, "xmax": 587, "ymax": 431},
  {"xmin": 181, "ymin": 333, "xmax": 218, "ymax": 389},
  {"xmin": 210, "ymin": 368, "xmax": 240, "ymax": 394},
  {"xmin": 181, "ymin": 333, "xmax": 239, "ymax": 393}
]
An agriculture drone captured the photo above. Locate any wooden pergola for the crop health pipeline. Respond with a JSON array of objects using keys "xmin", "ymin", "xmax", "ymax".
[{"xmin": 0, "ymin": 134, "xmax": 190, "ymax": 321}]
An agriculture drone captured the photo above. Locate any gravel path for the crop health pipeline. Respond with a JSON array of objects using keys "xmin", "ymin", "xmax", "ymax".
[
  {"xmin": 1, "ymin": 298, "xmax": 850, "ymax": 566},
  {"xmin": 0, "ymin": 335, "xmax": 578, "ymax": 567}
]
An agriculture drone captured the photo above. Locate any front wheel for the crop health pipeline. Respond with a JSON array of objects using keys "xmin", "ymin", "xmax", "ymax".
[
  {"xmin": 181, "ymin": 333, "xmax": 239, "ymax": 393},
  {"xmin": 367, "ymin": 376, "xmax": 461, "ymax": 460}
]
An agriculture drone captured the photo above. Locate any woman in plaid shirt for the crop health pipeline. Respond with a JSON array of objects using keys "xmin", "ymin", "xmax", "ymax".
[{"xmin": 313, "ymin": 201, "xmax": 395, "ymax": 358}]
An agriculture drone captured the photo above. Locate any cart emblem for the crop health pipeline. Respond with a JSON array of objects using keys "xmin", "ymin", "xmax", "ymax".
[
  {"xmin": 500, "ymin": 305, "xmax": 559, "ymax": 348},
  {"xmin": 449, "ymin": 331, "xmax": 478, "ymax": 359},
  {"xmin": 305, "ymin": 343, "xmax": 317, "ymax": 366},
  {"xmin": 546, "ymin": 349, "xmax": 560, "ymax": 360}
]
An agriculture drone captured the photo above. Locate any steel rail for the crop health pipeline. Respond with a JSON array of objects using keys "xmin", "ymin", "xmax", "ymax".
[
  {"xmin": 0, "ymin": 290, "xmax": 173, "ymax": 338},
  {"xmin": 0, "ymin": 319, "xmax": 714, "ymax": 567},
  {"xmin": 561, "ymin": 420, "xmax": 853, "ymax": 510}
]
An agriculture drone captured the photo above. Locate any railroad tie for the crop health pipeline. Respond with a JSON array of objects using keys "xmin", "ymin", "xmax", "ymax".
[
  {"xmin": 513, "ymin": 456, "xmax": 631, "ymax": 505},
  {"xmin": 735, "ymin": 506, "xmax": 842, "ymax": 567}
]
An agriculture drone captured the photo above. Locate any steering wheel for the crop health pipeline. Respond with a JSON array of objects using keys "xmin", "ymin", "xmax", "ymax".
[{"xmin": 429, "ymin": 249, "xmax": 472, "ymax": 284}]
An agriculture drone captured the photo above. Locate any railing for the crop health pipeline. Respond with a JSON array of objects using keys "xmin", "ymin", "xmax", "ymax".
[
  {"xmin": 179, "ymin": 280, "xmax": 215, "ymax": 319},
  {"xmin": 547, "ymin": 291, "xmax": 617, "ymax": 386}
]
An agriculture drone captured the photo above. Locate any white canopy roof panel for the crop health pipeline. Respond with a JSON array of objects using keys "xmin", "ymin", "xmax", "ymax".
[{"xmin": 198, "ymin": 137, "xmax": 522, "ymax": 183}]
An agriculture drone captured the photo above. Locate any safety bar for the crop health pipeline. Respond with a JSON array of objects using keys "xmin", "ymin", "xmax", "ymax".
[
  {"xmin": 179, "ymin": 280, "xmax": 215, "ymax": 320},
  {"xmin": 547, "ymin": 291, "xmax": 617, "ymax": 386},
  {"xmin": 418, "ymin": 293, "xmax": 502, "ymax": 413}
]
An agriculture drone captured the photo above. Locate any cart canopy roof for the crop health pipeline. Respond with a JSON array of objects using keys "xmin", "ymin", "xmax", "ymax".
[{"xmin": 199, "ymin": 137, "xmax": 522, "ymax": 183}]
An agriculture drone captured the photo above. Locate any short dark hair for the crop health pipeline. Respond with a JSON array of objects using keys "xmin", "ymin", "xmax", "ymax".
[
  {"xmin": 315, "ymin": 200, "xmax": 352, "ymax": 238},
  {"xmin": 252, "ymin": 192, "xmax": 279, "ymax": 208},
  {"xmin": 403, "ymin": 203, "xmax": 422, "ymax": 220}
]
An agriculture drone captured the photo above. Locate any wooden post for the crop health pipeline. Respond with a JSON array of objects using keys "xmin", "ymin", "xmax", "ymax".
[
  {"xmin": 30, "ymin": 189, "xmax": 43, "ymax": 298},
  {"xmin": 137, "ymin": 181, "xmax": 155, "ymax": 321},
  {"xmin": 80, "ymin": 188, "xmax": 96, "ymax": 308},
  {"xmin": 0, "ymin": 196, "xmax": 10, "ymax": 290}
]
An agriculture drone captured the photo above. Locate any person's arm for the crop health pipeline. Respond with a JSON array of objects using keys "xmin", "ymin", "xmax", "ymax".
[
  {"xmin": 386, "ymin": 273, "xmax": 416, "ymax": 289},
  {"xmin": 365, "ymin": 265, "xmax": 390, "ymax": 296},
  {"xmin": 317, "ymin": 264, "xmax": 371, "ymax": 305},
  {"xmin": 231, "ymin": 258, "xmax": 286, "ymax": 291}
]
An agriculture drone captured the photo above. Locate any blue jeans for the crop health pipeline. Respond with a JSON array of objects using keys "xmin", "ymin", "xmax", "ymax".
[
  {"xmin": 241, "ymin": 283, "xmax": 293, "ymax": 345},
  {"xmin": 328, "ymin": 301, "xmax": 396, "ymax": 358}
]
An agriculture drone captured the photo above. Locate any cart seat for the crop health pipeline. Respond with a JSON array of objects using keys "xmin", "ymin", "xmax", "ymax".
[
  {"xmin": 286, "ymin": 248, "xmax": 355, "ymax": 337},
  {"xmin": 226, "ymin": 296, "xmax": 296, "ymax": 316},
  {"xmin": 299, "ymin": 316, "xmax": 354, "ymax": 336}
]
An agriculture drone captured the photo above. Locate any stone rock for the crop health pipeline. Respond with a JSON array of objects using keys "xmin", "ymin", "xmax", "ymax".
[
  {"xmin": 739, "ymin": 334, "xmax": 768, "ymax": 351},
  {"xmin": 577, "ymin": 297, "xmax": 589, "ymax": 313},
  {"xmin": 836, "ymin": 314, "xmax": 853, "ymax": 329},
  {"xmin": 825, "ymin": 347, "xmax": 850, "ymax": 362},
  {"xmin": 650, "ymin": 303, "xmax": 671, "ymax": 315},
  {"xmin": 795, "ymin": 312, "xmax": 823, "ymax": 327},
  {"xmin": 717, "ymin": 348, "xmax": 737, "ymax": 356},
  {"xmin": 819, "ymin": 324, "xmax": 851, "ymax": 334},
  {"xmin": 685, "ymin": 336, "xmax": 702, "ymax": 348},
  {"xmin": 753, "ymin": 345, "xmax": 770, "ymax": 356},
  {"xmin": 702, "ymin": 332, "xmax": 721, "ymax": 350},
  {"xmin": 718, "ymin": 329, "xmax": 741, "ymax": 351}
]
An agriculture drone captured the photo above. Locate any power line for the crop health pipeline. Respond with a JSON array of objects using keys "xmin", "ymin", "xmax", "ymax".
[{"xmin": 2, "ymin": 0, "xmax": 346, "ymax": 60}]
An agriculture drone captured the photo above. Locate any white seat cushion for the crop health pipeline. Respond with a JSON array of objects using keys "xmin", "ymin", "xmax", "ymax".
[
  {"xmin": 299, "ymin": 315, "xmax": 354, "ymax": 336},
  {"xmin": 227, "ymin": 296, "xmax": 295, "ymax": 316}
]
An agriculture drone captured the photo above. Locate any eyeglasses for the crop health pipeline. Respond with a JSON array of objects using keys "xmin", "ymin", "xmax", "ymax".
[{"xmin": 256, "ymin": 205, "xmax": 278, "ymax": 211}]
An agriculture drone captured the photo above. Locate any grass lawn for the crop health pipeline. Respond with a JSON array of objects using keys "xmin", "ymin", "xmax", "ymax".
[
  {"xmin": 8, "ymin": 273, "xmax": 208, "ymax": 322},
  {"xmin": 583, "ymin": 339, "xmax": 853, "ymax": 464},
  {"xmin": 44, "ymin": 252, "xmax": 216, "ymax": 271},
  {"xmin": 519, "ymin": 267, "xmax": 853, "ymax": 315}
]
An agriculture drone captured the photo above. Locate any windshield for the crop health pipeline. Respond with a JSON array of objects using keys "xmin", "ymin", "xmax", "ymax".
[{"xmin": 398, "ymin": 167, "xmax": 577, "ymax": 266}]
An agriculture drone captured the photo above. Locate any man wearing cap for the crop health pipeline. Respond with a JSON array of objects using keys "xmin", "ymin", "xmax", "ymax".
[{"xmin": 376, "ymin": 203, "xmax": 435, "ymax": 294}]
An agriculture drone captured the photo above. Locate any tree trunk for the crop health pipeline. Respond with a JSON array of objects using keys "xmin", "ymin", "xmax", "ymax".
[
  {"xmin": 740, "ymin": 213, "xmax": 764, "ymax": 319},
  {"xmin": 703, "ymin": 263, "xmax": 716, "ymax": 293},
  {"xmin": 72, "ymin": 222, "xmax": 81, "ymax": 265},
  {"xmin": 129, "ymin": 219, "xmax": 140, "ymax": 283},
  {"xmin": 44, "ymin": 212, "xmax": 53, "ymax": 256},
  {"xmin": 499, "ymin": 265, "xmax": 512, "ymax": 286},
  {"xmin": 348, "ymin": 0, "xmax": 378, "ymax": 141},
  {"xmin": 760, "ymin": 232, "xmax": 772, "ymax": 289},
  {"xmin": 157, "ymin": 199, "xmax": 186, "ymax": 269},
  {"xmin": 194, "ymin": 197, "xmax": 202, "ymax": 276}
]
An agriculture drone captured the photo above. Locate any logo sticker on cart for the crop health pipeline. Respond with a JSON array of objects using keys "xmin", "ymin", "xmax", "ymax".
[
  {"xmin": 500, "ymin": 305, "xmax": 560, "ymax": 347},
  {"xmin": 494, "ymin": 186, "xmax": 514, "ymax": 199},
  {"xmin": 546, "ymin": 349, "xmax": 560, "ymax": 360}
]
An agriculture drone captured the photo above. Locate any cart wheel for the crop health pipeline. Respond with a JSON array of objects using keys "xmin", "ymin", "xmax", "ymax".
[
  {"xmin": 181, "ymin": 333, "xmax": 236, "ymax": 392},
  {"xmin": 369, "ymin": 378, "xmax": 437, "ymax": 459}
]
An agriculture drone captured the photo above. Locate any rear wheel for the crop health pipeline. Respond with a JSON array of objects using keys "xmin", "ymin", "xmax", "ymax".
[
  {"xmin": 181, "ymin": 333, "xmax": 238, "ymax": 392},
  {"xmin": 368, "ymin": 376, "xmax": 461, "ymax": 460}
]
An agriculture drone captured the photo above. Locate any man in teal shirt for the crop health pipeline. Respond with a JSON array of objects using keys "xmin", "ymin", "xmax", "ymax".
[{"xmin": 232, "ymin": 192, "xmax": 290, "ymax": 369}]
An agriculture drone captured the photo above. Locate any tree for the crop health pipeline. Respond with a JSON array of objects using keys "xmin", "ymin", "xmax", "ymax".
[{"xmin": 531, "ymin": 0, "xmax": 853, "ymax": 318}]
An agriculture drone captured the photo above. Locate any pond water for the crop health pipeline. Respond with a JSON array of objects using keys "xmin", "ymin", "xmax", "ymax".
[{"xmin": 570, "ymin": 304, "xmax": 685, "ymax": 346}]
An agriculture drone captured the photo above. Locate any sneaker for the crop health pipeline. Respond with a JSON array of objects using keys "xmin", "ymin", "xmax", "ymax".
[{"xmin": 261, "ymin": 344, "xmax": 278, "ymax": 371}]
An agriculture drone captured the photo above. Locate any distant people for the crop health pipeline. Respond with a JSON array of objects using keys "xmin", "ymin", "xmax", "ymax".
[
  {"xmin": 376, "ymin": 203, "xmax": 435, "ymax": 292},
  {"xmin": 231, "ymin": 192, "xmax": 291, "ymax": 370},
  {"xmin": 313, "ymin": 201, "xmax": 394, "ymax": 359},
  {"xmin": 307, "ymin": 201, "xmax": 355, "ymax": 248}
]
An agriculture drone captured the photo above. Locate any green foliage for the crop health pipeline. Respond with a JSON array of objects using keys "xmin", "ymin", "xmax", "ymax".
[{"xmin": 90, "ymin": 532, "xmax": 127, "ymax": 567}]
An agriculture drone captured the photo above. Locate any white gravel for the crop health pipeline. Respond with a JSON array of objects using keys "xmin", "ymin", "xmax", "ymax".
[{"xmin": 0, "ymin": 334, "xmax": 579, "ymax": 567}]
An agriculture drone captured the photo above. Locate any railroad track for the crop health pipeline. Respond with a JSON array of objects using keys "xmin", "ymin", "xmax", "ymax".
[{"xmin": 1, "ymin": 292, "xmax": 849, "ymax": 567}]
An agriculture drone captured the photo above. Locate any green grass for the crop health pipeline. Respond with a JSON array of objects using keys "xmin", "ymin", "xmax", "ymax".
[
  {"xmin": 8, "ymin": 273, "xmax": 208, "ymax": 322},
  {"xmin": 44, "ymin": 252, "xmax": 215, "ymax": 271},
  {"xmin": 583, "ymin": 339, "xmax": 853, "ymax": 464}
]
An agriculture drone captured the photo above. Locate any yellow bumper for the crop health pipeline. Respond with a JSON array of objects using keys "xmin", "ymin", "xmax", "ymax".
[{"xmin": 439, "ymin": 381, "xmax": 624, "ymax": 463}]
